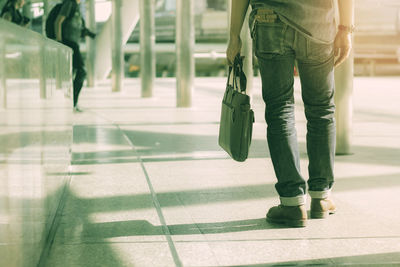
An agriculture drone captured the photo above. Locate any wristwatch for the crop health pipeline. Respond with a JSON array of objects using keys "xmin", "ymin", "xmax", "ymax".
[{"xmin": 338, "ymin": 24, "xmax": 355, "ymax": 33}]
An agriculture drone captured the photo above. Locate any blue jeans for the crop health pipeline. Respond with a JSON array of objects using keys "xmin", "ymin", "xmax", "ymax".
[{"xmin": 252, "ymin": 13, "xmax": 335, "ymax": 205}]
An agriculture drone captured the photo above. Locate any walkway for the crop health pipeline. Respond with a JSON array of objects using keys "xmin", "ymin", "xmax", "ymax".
[{"xmin": 43, "ymin": 77, "xmax": 400, "ymax": 266}]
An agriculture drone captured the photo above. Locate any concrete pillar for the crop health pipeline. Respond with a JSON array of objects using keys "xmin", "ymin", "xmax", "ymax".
[
  {"xmin": 42, "ymin": 0, "xmax": 49, "ymax": 36},
  {"xmin": 333, "ymin": 0, "xmax": 355, "ymax": 155},
  {"xmin": 66, "ymin": 48, "xmax": 73, "ymax": 97},
  {"xmin": 95, "ymin": 0, "xmax": 139, "ymax": 80},
  {"xmin": 85, "ymin": 0, "xmax": 96, "ymax": 87},
  {"xmin": 111, "ymin": 0, "xmax": 123, "ymax": 92},
  {"xmin": 39, "ymin": 42, "xmax": 47, "ymax": 99},
  {"xmin": 0, "ymin": 40, "xmax": 6, "ymax": 108},
  {"xmin": 334, "ymin": 50, "xmax": 354, "ymax": 155},
  {"xmin": 176, "ymin": 0, "xmax": 194, "ymax": 107},
  {"xmin": 140, "ymin": 0, "xmax": 155, "ymax": 98},
  {"xmin": 56, "ymin": 47, "xmax": 62, "ymax": 89}
]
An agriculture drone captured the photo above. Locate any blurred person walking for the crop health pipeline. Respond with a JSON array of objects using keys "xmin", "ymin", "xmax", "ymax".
[
  {"xmin": 54, "ymin": 0, "xmax": 95, "ymax": 112},
  {"xmin": 1, "ymin": 0, "xmax": 30, "ymax": 27},
  {"xmin": 227, "ymin": 0, "xmax": 354, "ymax": 227}
]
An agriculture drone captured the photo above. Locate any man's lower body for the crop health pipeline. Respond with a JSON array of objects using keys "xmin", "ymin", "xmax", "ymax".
[
  {"xmin": 252, "ymin": 11, "xmax": 337, "ymax": 227},
  {"xmin": 63, "ymin": 39, "xmax": 87, "ymax": 109}
]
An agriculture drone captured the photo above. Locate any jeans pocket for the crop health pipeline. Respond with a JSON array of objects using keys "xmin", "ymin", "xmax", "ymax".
[
  {"xmin": 306, "ymin": 39, "xmax": 334, "ymax": 62},
  {"xmin": 254, "ymin": 21, "xmax": 286, "ymax": 56}
]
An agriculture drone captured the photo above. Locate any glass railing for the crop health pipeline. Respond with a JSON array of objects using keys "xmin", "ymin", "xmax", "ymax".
[{"xmin": 0, "ymin": 20, "xmax": 73, "ymax": 267}]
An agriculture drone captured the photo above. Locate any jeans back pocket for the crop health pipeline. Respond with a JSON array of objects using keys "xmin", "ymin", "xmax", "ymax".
[{"xmin": 254, "ymin": 20, "xmax": 286, "ymax": 56}]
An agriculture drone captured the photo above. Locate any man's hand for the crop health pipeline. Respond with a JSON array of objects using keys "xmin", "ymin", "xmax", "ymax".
[
  {"xmin": 227, "ymin": 35, "xmax": 242, "ymax": 66},
  {"xmin": 82, "ymin": 28, "xmax": 96, "ymax": 39},
  {"xmin": 334, "ymin": 30, "xmax": 352, "ymax": 67}
]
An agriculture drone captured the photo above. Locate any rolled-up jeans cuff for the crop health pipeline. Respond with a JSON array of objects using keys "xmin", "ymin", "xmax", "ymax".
[
  {"xmin": 280, "ymin": 195, "xmax": 306, "ymax": 206},
  {"xmin": 309, "ymin": 189, "xmax": 331, "ymax": 199}
]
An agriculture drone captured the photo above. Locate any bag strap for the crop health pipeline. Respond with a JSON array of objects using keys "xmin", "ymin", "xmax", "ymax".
[{"xmin": 226, "ymin": 55, "xmax": 247, "ymax": 94}]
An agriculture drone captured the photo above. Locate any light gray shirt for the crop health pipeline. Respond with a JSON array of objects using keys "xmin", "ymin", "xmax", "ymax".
[{"xmin": 250, "ymin": 0, "xmax": 336, "ymax": 43}]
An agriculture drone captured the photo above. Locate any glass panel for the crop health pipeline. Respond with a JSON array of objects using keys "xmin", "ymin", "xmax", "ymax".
[{"xmin": 0, "ymin": 20, "xmax": 73, "ymax": 267}]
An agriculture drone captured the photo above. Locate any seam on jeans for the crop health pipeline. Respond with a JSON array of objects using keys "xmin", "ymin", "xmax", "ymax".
[
  {"xmin": 280, "ymin": 23, "xmax": 288, "ymax": 54},
  {"xmin": 293, "ymin": 28, "xmax": 298, "ymax": 53},
  {"xmin": 251, "ymin": 21, "xmax": 257, "ymax": 40}
]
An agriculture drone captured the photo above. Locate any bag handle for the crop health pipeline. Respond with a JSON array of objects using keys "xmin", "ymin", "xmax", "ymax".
[{"xmin": 227, "ymin": 55, "xmax": 247, "ymax": 94}]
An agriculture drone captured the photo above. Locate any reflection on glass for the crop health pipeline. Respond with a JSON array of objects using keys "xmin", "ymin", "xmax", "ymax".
[{"xmin": 0, "ymin": 20, "xmax": 73, "ymax": 267}]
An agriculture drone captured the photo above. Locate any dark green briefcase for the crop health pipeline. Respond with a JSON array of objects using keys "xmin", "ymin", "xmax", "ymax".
[{"xmin": 218, "ymin": 56, "xmax": 254, "ymax": 162}]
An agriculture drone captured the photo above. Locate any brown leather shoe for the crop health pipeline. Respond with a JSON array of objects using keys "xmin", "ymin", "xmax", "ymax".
[
  {"xmin": 266, "ymin": 205, "xmax": 307, "ymax": 227},
  {"xmin": 310, "ymin": 198, "xmax": 337, "ymax": 219}
]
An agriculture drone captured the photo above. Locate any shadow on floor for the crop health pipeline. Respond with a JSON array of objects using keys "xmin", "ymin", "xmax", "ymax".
[
  {"xmin": 72, "ymin": 125, "xmax": 400, "ymax": 166},
  {"xmin": 38, "ymin": 171, "xmax": 400, "ymax": 266},
  {"xmin": 71, "ymin": 125, "xmax": 271, "ymax": 164},
  {"xmin": 83, "ymin": 218, "xmax": 283, "ymax": 239},
  {"xmin": 229, "ymin": 251, "xmax": 400, "ymax": 266}
]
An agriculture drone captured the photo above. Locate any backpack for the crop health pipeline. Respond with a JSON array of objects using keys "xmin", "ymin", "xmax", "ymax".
[
  {"xmin": 45, "ymin": 3, "xmax": 63, "ymax": 39},
  {"xmin": 45, "ymin": 2, "xmax": 76, "ymax": 39}
]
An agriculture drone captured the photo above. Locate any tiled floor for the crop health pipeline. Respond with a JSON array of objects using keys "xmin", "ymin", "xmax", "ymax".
[{"xmin": 43, "ymin": 77, "xmax": 400, "ymax": 266}]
